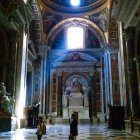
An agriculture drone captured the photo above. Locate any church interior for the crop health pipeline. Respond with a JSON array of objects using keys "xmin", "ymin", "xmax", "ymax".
[{"xmin": 0, "ymin": 0, "xmax": 140, "ymax": 139}]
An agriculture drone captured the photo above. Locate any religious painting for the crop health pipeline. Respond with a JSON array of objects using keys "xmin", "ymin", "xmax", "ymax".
[
  {"xmin": 71, "ymin": 53, "xmax": 81, "ymax": 61},
  {"xmin": 87, "ymin": 29, "xmax": 100, "ymax": 48},
  {"xmin": 42, "ymin": 11, "xmax": 62, "ymax": 34},
  {"xmin": 89, "ymin": 8, "xmax": 109, "ymax": 32}
]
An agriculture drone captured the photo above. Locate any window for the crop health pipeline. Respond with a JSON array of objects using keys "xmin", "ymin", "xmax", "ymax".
[
  {"xmin": 70, "ymin": 0, "xmax": 80, "ymax": 6},
  {"xmin": 67, "ymin": 26, "xmax": 84, "ymax": 49}
]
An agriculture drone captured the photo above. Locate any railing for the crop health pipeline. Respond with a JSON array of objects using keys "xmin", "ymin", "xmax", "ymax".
[{"xmin": 124, "ymin": 119, "xmax": 140, "ymax": 137}]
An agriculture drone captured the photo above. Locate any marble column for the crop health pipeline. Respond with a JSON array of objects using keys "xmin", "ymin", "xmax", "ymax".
[
  {"xmin": 133, "ymin": 56, "xmax": 140, "ymax": 112},
  {"xmin": 57, "ymin": 71, "xmax": 63, "ymax": 117},
  {"xmin": 39, "ymin": 50, "xmax": 48, "ymax": 115},
  {"xmin": 101, "ymin": 56, "xmax": 107, "ymax": 114},
  {"xmin": 26, "ymin": 71, "xmax": 33, "ymax": 106},
  {"xmin": 43, "ymin": 53, "xmax": 47, "ymax": 114},
  {"xmin": 125, "ymin": 27, "xmax": 140, "ymax": 117},
  {"xmin": 89, "ymin": 71, "xmax": 97, "ymax": 119},
  {"xmin": 39, "ymin": 54, "xmax": 44, "ymax": 114},
  {"xmin": 15, "ymin": 25, "xmax": 28, "ymax": 119},
  {"xmin": 46, "ymin": 50, "xmax": 50, "ymax": 114},
  {"xmin": 88, "ymin": 88, "xmax": 93, "ymax": 119}
]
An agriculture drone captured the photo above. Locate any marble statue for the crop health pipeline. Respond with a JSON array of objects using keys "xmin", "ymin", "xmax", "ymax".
[
  {"xmin": 71, "ymin": 78, "xmax": 81, "ymax": 93},
  {"xmin": 62, "ymin": 80, "xmax": 89, "ymax": 119}
]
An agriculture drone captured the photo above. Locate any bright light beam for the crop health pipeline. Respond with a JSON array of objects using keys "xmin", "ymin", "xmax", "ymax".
[
  {"xmin": 70, "ymin": 0, "xmax": 80, "ymax": 6},
  {"xmin": 67, "ymin": 26, "xmax": 84, "ymax": 49}
]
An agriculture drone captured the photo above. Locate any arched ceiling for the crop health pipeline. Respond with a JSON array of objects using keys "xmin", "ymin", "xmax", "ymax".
[
  {"xmin": 38, "ymin": 0, "xmax": 111, "ymax": 59},
  {"xmin": 41, "ymin": 0, "xmax": 110, "ymax": 16},
  {"xmin": 47, "ymin": 17, "xmax": 106, "ymax": 48},
  {"xmin": 39, "ymin": 0, "xmax": 110, "ymax": 36}
]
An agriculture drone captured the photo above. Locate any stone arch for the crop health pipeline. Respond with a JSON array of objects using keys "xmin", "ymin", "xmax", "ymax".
[
  {"xmin": 46, "ymin": 17, "xmax": 106, "ymax": 48},
  {"xmin": 63, "ymin": 72, "xmax": 90, "ymax": 95},
  {"xmin": 63, "ymin": 72, "xmax": 90, "ymax": 85}
]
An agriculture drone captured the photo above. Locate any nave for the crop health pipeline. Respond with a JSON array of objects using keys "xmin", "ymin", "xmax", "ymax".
[{"xmin": 0, "ymin": 124, "xmax": 139, "ymax": 140}]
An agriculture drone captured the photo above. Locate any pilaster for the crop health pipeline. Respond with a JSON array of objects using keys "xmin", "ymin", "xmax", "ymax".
[
  {"xmin": 57, "ymin": 70, "xmax": 63, "ymax": 117},
  {"xmin": 125, "ymin": 27, "xmax": 140, "ymax": 117},
  {"xmin": 133, "ymin": 56, "xmax": 140, "ymax": 110},
  {"xmin": 89, "ymin": 71, "xmax": 97, "ymax": 118}
]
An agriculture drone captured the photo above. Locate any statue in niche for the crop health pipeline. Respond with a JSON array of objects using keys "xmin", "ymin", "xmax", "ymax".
[
  {"xmin": 71, "ymin": 78, "xmax": 81, "ymax": 93},
  {"xmin": 70, "ymin": 78, "xmax": 84, "ymax": 100}
]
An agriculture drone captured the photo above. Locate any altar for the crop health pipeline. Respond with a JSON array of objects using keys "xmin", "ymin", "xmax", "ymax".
[
  {"xmin": 63, "ymin": 92, "xmax": 89, "ymax": 119},
  {"xmin": 63, "ymin": 78, "xmax": 89, "ymax": 119}
]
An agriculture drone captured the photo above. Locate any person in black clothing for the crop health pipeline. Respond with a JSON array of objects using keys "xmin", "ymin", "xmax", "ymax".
[{"xmin": 69, "ymin": 113, "xmax": 78, "ymax": 140}]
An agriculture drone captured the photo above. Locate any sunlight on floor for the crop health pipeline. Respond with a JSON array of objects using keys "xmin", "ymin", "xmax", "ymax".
[{"xmin": 0, "ymin": 124, "xmax": 139, "ymax": 140}]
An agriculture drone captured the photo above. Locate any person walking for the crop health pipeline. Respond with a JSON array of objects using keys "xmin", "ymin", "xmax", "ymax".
[
  {"xmin": 36, "ymin": 117, "xmax": 46, "ymax": 140},
  {"xmin": 69, "ymin": 113, "xmax": 78, "ymax": 140}
]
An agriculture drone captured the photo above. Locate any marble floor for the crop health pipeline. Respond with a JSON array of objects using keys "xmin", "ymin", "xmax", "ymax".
[{"xmin": 0, "ymin": 124, "xmax": 139, "ymax": 140}]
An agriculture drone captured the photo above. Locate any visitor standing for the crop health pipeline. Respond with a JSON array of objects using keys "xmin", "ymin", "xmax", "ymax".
[
  {"xmin": 36, "ymin": 117, "xmax": 46, "ymax": 140},
  {"xmin": 69, "ymin": 113, "xmax": 78, "ymax": 140}
]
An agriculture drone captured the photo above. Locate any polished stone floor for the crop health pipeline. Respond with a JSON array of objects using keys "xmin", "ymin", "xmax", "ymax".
[{"xmin": 0, "ymin": 124, "xmax": 139, "ymax": 140}]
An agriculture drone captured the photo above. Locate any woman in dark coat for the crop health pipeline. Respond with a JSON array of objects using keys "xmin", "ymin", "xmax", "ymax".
[{"xmin": 69, "ymin": 113, "xmax": 78, "ymax": 140}]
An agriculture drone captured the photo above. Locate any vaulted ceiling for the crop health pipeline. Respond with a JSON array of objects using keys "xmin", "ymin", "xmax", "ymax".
[
  {"xmin": 38, "ymin": 0, "xmax": 111, "ymax": 61},
  {"xmin": 39, "ymin": 0, "xmax": 111, "ymax": 33}
]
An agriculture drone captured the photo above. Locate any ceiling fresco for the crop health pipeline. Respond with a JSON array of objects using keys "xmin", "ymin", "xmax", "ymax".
[
  {"xmin": 39, "ymin": 0, "xmax": 109, "ymax": 60},
  {"xmin": 89, "ymin": 8, "xmax": 109, "ymax": 32},
  {"xmin": 55, "ymin": 52, "xmax": 98, "ymax": 62},
  {"xmin": 42, "ymin": 11, "xmax": 62, "ymax": 34},
  {"xmin": 42, "ymin": 8, "xmax": 109, "ymax": 37},
  {"xmin": 40, "ymin": 0, "xmax": 109, "ymax": 35},
  {"xmin": 50, "ymin": 50, "xmax": 103, "ymax": 63},
  {"xmin": 87, "ymin": 29, "xmax": 100, "ymax": 48},
  {"xmin": 50, "ymin": 50, "xmax": 102, "ymax": 69}
]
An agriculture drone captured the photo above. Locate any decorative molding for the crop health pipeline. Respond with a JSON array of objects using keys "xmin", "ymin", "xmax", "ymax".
[
  {"xmin": 35, "ymin": 23, "xmax": 41, "ymax": 30},
  {"xmin": 110, "ymin": 21, "xmax": 117, "ymax": 29},
  {"xmin": 110, "ymin": 31, "xmax": 118, "ymax": 39},
  {"xmin": 103, "ymin": 44, "xmax": 119, "ymax": 53},
  {"xmin": 38, "ymin": 45, "xmax": 48, "ymax": 54}
]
